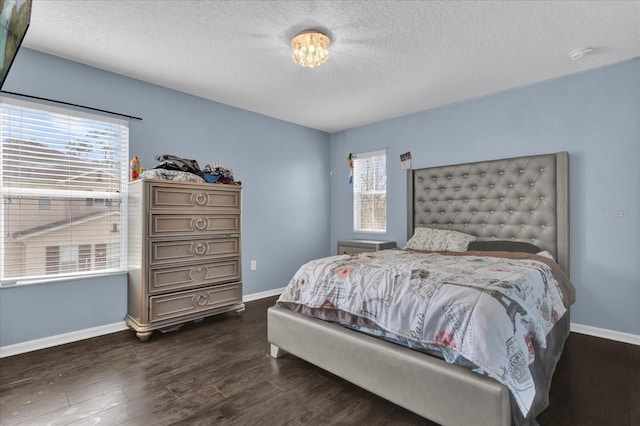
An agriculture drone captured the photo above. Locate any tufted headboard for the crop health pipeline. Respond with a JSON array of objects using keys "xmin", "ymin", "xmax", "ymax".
[{"xmin": 407, "ymin": 152, "xmax": 569, "ymax": 276}]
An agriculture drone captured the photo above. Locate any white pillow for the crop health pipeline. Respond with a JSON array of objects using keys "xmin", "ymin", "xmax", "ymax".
[
  {"xmin": 406, "ymin": 227, "xmax": 476, "ymax": 252},
  {"xmin": 536, "ymin": 250, "xmax": 555, "ymax": 260}
]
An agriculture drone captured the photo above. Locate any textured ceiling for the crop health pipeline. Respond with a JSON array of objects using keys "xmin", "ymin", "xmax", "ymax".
[{"xmin": 22, "ymin": 1, "xmax": 640, "ymax": 133}]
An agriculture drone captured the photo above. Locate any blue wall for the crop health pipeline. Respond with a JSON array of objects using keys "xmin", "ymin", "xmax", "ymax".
[
  {"xmin": 2, "ymin": 48, "xmax": 638, "ymax": 347},
  {"xmin": 330, "ymin": 58, "xmax": 640, "ymax": 336},
  {"xmin": 0, "ymin": 49, "xmax": 331, "ymax": 346}
]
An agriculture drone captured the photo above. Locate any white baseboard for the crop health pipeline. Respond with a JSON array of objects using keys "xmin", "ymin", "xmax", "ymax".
[
  {"xmin": 243, "ymin": 287, "xmax": 284, "ymax": 302},
  {"xmin": 0, "ymin": 288, "xmax": 285, "ymax": 358},
  {"xmin": 0, "ymin": 321, "xmax": 128, "ymax": 358},
  {"xmin": 571, "ymin": 323, "xmax": 640, "ymax": 346},
  {"xmin": 8, "ymin": 292, "xmax": 633, "ymax": 358}
]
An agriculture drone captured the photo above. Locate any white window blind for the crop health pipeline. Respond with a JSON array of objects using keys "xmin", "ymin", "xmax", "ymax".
[
  {"xmin": 353, "ymin": 149, "xmax": 387, "ymax": 233},
  {"xmin": 0, "ymin": 97, "xmax": 129, "ymax": 285}
]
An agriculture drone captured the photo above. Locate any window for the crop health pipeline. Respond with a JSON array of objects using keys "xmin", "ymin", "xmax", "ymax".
[
  {"xmin": 352, "ymin": 150, "xmax": 387, "ymax": 233},
  {"xmin": 60, "ymin": 244, "xmax": 80, "ymax": 273},
  {"xmin": 1, "ymin": 97, "xmax": 129, "ymax": 284},
  {"xmin": 38, "ymin": 197, "xmax": 51, "ymax": 211},
  {"xmin": 45, "ymin": 246, "xmax": 60, "ymax": 275},
  {"xmin": 44, "ymin": 244, "xmax": 116, "ymax": 274},
  {"xmin": 95, "ymin": 243, "xmax": 107, "ymax": 269},
  {"xmin": 79, "ymin": 244, "xmax": 92, "ymax": 271},
  {"xmin": 94, "ymin": 243, "xmax": 121, "ymax": 270},
  {"xmin": 86, "ymin": 198, "xmax": 111, "ymax": 207}
]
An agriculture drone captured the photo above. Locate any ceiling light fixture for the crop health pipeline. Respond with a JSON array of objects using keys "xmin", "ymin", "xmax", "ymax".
[
  {"xmin": 291, "ymin": 31, "xmax": 330, "ymax": 68},
  {"xmin": 568, "ymin": 47, "xmax": 594, "ymax": 61}
]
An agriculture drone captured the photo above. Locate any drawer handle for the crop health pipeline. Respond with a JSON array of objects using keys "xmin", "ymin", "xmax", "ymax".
[
  {"xmin": 194, "ymin": 193, "xmax": 208, "ymax": 206},
  {"xmin": 189, "ymin": 266, "xmax": 207, "ymax": 282},
  {"xmin": 194, "ymin": 218, "xmax": 208, "ymax": 230},
  {"xmin": 195, "ymin": 294, "xmax": 209, "ymax": 306},
  {"xmin": 194, "ymin": 243, "xmax": 207, "ymax": 255}
]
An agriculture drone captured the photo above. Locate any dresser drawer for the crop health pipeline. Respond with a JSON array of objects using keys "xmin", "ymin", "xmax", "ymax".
[
  {"xmin": 149, "ymin": 283, "xmax": 242, "ymax": 322},
  {"xmin": 340, "ymin": 245, "xmax": 374, "ymax": 255},
  {"xmin": 148, "ymin": 259, "xmax": 240, "ymax": 294},
  {"xmin": 337, "ymin": 240, "xmax": 397, "ymax": 255},
  {"xmin": 150, "ymin": 213, "xmax": 240, "ymax": 237},
  {"xmin": 149, "ymin": 237, "xmax": 240, "ymax": 266},
  {"xmin": 150, "ymin": 184, "xmax": 240, "ymax": 210}
]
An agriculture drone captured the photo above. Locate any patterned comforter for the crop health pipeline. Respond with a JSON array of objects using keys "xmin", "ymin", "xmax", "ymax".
[{"xmin": 276, "ymin": 249, "xmax": 575, "ymax": 417}]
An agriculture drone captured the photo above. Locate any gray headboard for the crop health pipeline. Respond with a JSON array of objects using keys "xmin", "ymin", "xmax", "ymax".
[{"xmin": 407, "ymin": 152, "xmax": 569, "ymax": 276}]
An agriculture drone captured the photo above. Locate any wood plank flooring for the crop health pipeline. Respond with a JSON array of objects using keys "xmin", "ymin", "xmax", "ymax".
[{"xmin": 1, "ymin": 296, "xmax": 638, "ymax": 425}]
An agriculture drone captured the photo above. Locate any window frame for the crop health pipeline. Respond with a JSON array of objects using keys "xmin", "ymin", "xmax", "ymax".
[
  {"xmin": 352, "ymin": 149, "xmax": 387, "ymax": 234},
  {"xmin": 0, "ymin": 96, "xmax": 129, "ymax": 286}
]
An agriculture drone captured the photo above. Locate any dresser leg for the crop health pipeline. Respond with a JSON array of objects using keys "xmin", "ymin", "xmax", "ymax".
[
  {"xmin": 136, "ymin": 331, "xmax": 153, "ymax": 342},
  {"xmin": 235, "ymin": 306, "xmax": 245, "ymax": 313}
]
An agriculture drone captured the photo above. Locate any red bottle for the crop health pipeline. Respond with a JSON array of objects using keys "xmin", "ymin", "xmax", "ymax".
[{"xmin": 130, "ymin": 155, "xmax": 140, "ymax": 181}]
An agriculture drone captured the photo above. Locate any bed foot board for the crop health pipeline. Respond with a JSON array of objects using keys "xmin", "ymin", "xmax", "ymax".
[
  {"xmin": 267, "ymin": 306, "xmax": 511, "ymax": 426},
  {"xmin": 270, "ymin": 344, "xmax": 287, "ymax": 358}
]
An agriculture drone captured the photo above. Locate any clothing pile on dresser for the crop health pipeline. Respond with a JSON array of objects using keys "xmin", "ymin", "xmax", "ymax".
[
  {"xmin": 138, "ymin": 154, "xmax": 240, "ymax": 185},
  {"xmin": 203, "ymin": 162, "xmax": 235, "ymax": 184}
]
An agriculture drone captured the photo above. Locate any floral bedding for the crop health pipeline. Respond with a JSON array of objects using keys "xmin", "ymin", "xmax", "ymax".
[{"xmin": 276, "ymin": 248, "xmax": 575, "ymax": 417}]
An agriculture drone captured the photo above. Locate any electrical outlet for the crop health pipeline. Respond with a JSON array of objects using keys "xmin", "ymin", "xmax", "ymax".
[{"xmin": 250, "ymin": 260, "xmax": 257, "ymax": 271}]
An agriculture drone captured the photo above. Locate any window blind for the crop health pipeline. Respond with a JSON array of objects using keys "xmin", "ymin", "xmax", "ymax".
[
  {"xmin": 353, "ymin": 149, "xmax": 387, "ymax": 233},
  {"xmin": 0, "ymin": 97, "xmax": 129, "ymax": 284}
]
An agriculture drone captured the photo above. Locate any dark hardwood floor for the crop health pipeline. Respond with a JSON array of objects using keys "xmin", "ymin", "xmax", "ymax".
[{"xmin": 1, "ymin": 296, "xmax": 638, "ymax": 425}]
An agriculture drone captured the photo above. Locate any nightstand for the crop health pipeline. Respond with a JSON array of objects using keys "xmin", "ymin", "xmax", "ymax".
[{"xmin": 337, "ymin": 239, "xmax": 397, "ymax": 255}]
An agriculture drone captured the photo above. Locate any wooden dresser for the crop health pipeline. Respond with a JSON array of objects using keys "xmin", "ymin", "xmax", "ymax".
[{"xmin": 126, "ymin": 179, "xmax": 244, "ymax": 341}]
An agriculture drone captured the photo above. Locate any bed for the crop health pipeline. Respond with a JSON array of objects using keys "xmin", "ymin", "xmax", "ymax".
[{"xmin": 267, "ymin": 152, "xmax": 573, "ymax": 426}]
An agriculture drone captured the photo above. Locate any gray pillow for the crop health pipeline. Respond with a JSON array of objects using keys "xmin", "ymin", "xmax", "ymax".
[{"xmin": 467, "ymin": 240, "xmax": 541, "ymax": 254}]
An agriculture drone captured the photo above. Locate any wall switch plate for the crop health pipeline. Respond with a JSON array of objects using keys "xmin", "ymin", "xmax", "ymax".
[{"xmin": 250, "ymin": 260, "xmax": 257, "ymax": 271}]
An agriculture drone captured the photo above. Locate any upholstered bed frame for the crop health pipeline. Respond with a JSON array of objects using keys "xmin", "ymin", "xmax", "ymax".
[
  {"xmin": 407, "ymin": 151, "xmax": 569, "ymax": 276},
  {"xmin": 268, "ymin": 152, "xmax": 570, "ymax": 425}
]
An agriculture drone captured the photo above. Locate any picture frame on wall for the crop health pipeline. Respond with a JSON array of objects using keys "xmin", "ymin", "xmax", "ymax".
[{"xmin": 1, "ymin": 0, "xmax": 32, "ymax": 89}]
